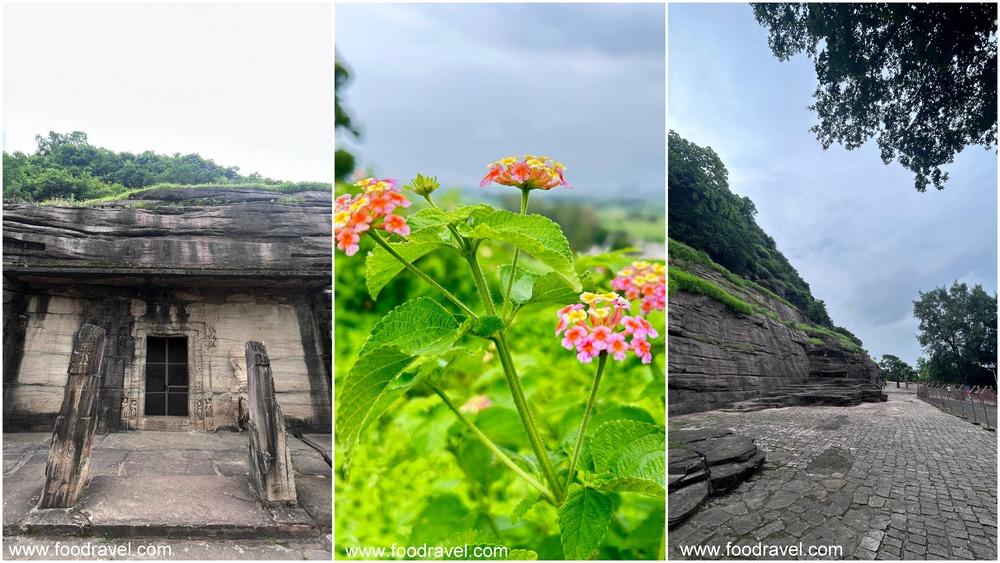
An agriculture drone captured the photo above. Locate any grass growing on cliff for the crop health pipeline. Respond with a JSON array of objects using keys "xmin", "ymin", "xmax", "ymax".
[
  {"xmin": 792, "ymin": 322, "xmax": 862, "ymax": 352},
  {"xmin": 668, "ymin": 266, "xmax": 754, "ymax": 315},
  {"xmin": 669, "ymin": 263, "xmax": 865, "ymax": 353},
  {"xmin": 35, "ymin": 181, "xmax": 330, "ymax": 207},
  {"xmin": 669, "ymin": 238, "xmax": 796, "ymax": 309}
]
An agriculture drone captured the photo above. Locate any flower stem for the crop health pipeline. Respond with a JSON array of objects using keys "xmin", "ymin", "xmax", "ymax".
[
  {"xmin": 367, "ymin": 229, "xmax": 476, "ymax": 318},
  {"xmin": 430, "ymin": 382, "xmax": 556, "ymax": 504},
  {"xmin": 466, "ymin": 244, "xmax": 497, "ymax": 315},
  {"xmin": 424, "ymin": 194, "xmax": 469, "ymax": 251},
  {"xmin": 564, "ymin": 352, "xmax": 608, "ymax": 497},
  {"xmin": 493, "ymin": 332, "xmax": 564, "ymax": 502},
  {"xmin": 501, "ymin": 189, "xmax": 530, "ymax": 318}
]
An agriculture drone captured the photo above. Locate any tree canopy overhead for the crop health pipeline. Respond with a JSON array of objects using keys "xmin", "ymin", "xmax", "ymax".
[{"xmin": 753, "ymin": 3, "xmax": 998, "ymax": 191}]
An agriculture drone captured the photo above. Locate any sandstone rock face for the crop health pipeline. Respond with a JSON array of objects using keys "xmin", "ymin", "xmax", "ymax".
[
  {"xmin": 668, "ymin": 262, "xmax": 881, "ymax": 415},
  {"xmin": 667, "ymin": 427, "xmax": 765, "ymax": 527},
  {"xmin": 38, "ymin": 324, "xmax": 106, "ymax": 508},
  {"xmin": 246, "ymin": 341, "xmax": 297, "ymax": 506},
  {"xmin": 2, "ymin": 188, "xmax": 331, "ymax": 433},
  {"xmin": 2, "ymin": 187, "xmax": 330, "ymax": 287}
]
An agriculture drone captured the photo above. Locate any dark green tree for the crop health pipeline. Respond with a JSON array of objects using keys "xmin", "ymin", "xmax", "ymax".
[
  {"xmin": 335, "ymin": 57, "xmax": 361, "ymax": 183},
  {"xmin": 913, "ymin": 282, "xmax": 998, "ymax": 386},
  {"xmin": 879, "ymin": 354, "xmax": 916, "ymax": 388},
  {"xmin": 753, "ymin": 3, "xmax": 998, "ymax": 191},
  {"xmin": 3, "ymin": 131, "xmax": 266, "ymax": 202},
  {"xmin": 668, "ymin": 131, "xmax": 832, "ymax": 325}
]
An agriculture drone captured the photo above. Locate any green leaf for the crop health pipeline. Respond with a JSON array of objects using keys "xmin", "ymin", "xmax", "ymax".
[
  {"xmin": 511, "ymin": 495, "xmax": 543, "ymax": 524},
  {"xmin": 365, "ymin": 229, "xmax": 452, "ymax": 299},
  {"xmin": 474, "ymin": 407, "xmax": 530, "ymax": 449},
  {"xmin": 359, "ymin": 297, "xmax": 461, "ymax": 356},
  {"xmin": 499, "ymin": 264, "xmax": 540, "ymax": 305},
  {"xmin": 469, "ymin": 315, "xmax": 505, "ymax": 337},
  {"xmin": 558, "ymin": 485, "xmax": 613, "ymax": 560},
  {"xmin": 454, "ymin": 437, "xmax": 499, "ymax": 487},
  {"xmin": 461, "ymin": 210, "xmax": 581, "ymax": 291},
  {"xmin": 338, "ymin": 300, "xmax": 465, "ymax": 453},
  {"xmin": 405, "ymin": 207, "xmax": 452, "ymax": 231},
  {"xmin": 447, "ymin": 203, "xmax": 493, "ymax": 225},
  {"xmin": 589, "ymin": 405, "xmax": 657, "ymax": 432},
  {"xmin": 410, "ymin": 494, "xmax": 474, "ymax": 545},
  {"xmin": 589, "ymin": 420, "xmax": 665, "ymax": 499},
  {"xmin": 524, "ymin": 271, "xmax": 581, "ymax": 307},
  {"xmin": 335, "ymin": 345, "xmax": 415, "ymax": 448}
]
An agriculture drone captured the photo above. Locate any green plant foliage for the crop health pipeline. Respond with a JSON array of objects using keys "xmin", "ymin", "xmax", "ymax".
[
  {"xmin": 913, "ymin": 282, "xmax": 997, "ymax": 386},
  {"xmin": 366, "ymin": 230, "xmax": 454, "ymax": 299},
  {"xmin": 336, "ymin": 186, "xmax": 664, "ymax": 560},
  {"xmin": 668, "ymin": 267, "xmax": 754, "ymax": 316},
  {"xmin": 753, "ymin": 3, "xmax": 997, "ymax": 192},
  {"xmin": 589, "ymin": 421, "xmax": 665, "ymax": 499},
  {"xmin": 558, "ymin": 486, "xmax": 613, "ymax": 560},
  {"xmin": 668, "ymin": 131, "xmax": 833, "ymax": 325},
  {"xmin": 460, "ymin": 210, "xmax": 582, "ymax": 292},
  {"xmin": 3, "ymin": 131, "xmax": 315, "ymax": 203}
]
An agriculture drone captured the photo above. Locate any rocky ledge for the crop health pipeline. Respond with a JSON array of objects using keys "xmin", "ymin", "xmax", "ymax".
[
  {"xmin": 2, "ymin": 187, "xmax": 331, "ymax": 288},
  {"xmin": 668, "ymin": 427, "xmax": 765, "ymax": 527},
  {"xmin": 668, "ymin": 261, "xmax": 885, "ymax": 415}
]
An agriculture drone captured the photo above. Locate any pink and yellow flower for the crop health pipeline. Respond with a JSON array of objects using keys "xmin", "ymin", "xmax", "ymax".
[
  {"xmin": 555, "ymin": 291, "xmax": 654, "ymax": 364},
  {"xmin": 480, "ymin": 155, "xmax": 570, "ymax": 191},
  {"xmin": 335, "ymin": 177, "xmax": 413, "ymax": 256},
  {"xmin": 460, "ymin": 394, "xmax": 493, "ymax": 414},
  {"xmin": 612, "ymin": 261, "xmax": 666, "ymax": 315}
]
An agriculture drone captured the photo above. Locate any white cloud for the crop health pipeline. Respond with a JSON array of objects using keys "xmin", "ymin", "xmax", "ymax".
[{"xmin": 4, "ymin": 3, "xmax": 333, "ymax": 182}]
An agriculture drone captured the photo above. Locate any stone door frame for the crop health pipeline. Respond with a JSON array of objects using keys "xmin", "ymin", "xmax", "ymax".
[{"xmin": 122, "ymin": 320, "xmax": 216, "ymax": 431}]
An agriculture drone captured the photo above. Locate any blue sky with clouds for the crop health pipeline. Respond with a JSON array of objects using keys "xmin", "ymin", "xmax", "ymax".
[
  {"xmin": 336, "ymin": 3, "xmax": 665, "ymax": 199},
  {"xmin": 670, "ymin": 3, "xmax": 997, "ymax": 365}
]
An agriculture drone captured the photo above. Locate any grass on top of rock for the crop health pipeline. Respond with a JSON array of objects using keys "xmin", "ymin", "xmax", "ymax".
[
  {"xmin": 668, "ymin": 264, "xmax": 863, "ymax": 352},
  {"xmin": 669, "ymin": 238, "xmax": 797, "ymax": 310},
  {"xmin": 34, "ymin": 182, "xmax": 330, "ymax": 207},
  {"xmin": 668, "ymin": 266, "xmax": 754, "ymax": 315}
]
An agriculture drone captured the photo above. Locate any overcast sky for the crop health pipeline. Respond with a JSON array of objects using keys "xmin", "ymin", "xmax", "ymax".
[
  {"xmin": 335, "ymin": 2, "xmax": 665, "ymax": 198},
  {"xmin": 670, "ymin": 3, "xmax": 998, "ymax": 365},
  {"xmin": 3, "ymin": 3, "xmax": 332, "ymax": 182}
]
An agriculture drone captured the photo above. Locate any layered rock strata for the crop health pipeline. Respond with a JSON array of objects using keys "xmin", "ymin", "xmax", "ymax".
[
  {"xmin": 38, "ymin": 324, "xmax": 106, "ymax": 508},
  {"xmin": 3, "ymin": 188, "xmax": 332, "ymax": 432},
  {"xmin": 668, "ymin": 262, "xmax": 884, "ymax": 415},
  {"xmin": 667, "ymin": 427, "xmax": 765, "ymax": 527}
]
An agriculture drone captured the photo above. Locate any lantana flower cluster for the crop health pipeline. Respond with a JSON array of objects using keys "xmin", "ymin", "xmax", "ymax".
[
  {"xmin": 612, "ymin": 261, "xmax": 666, "ymax": 315},
  {"xmin": 480, "ymin": 155, "xmax": 571, "ymax": 191},
  {"xmin": 556, "ymin": 292, "xmax": 658, "ymax": 364},
  {"xmin": 335, "ymin": 177, "xmax": 411, "ymax": 256}
]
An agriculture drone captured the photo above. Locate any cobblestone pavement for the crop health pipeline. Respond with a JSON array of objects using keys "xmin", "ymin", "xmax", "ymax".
[{"xmin": 669, "ymin": 389, "xmax": 998, "ymax": 560}]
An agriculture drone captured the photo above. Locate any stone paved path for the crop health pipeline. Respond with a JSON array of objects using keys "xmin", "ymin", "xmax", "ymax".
[
  {"xmin": 669, "ymin": 389, "xmax": 997, "ymax": 560},
  {"xmin": 3, "ymin": 431, "xmax": 331, "ymax": 556}
]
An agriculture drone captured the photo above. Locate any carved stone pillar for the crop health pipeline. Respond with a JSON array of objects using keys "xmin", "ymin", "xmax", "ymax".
[
  {"xmin": 38, "ymin": 323, "xmax": 106, "ymax": 509},
  {"xmin": 245, "ymin": 341, "xmax": 297, "ymax": 505}
]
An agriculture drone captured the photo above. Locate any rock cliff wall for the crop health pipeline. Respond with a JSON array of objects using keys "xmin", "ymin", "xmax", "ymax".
[
  {"xmin": 2, "ymin": 187, "xmax": 332, "ymax": 432},
  {"xmin": 2, "ymin": 187, "xmax": 331, "ymax": 287},
  {"xmin": 668, "ymin": 262, "xmax": 880, "ymax": 415}
]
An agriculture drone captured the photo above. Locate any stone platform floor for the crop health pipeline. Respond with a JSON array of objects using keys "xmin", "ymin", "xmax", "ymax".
[
  {"xmin": 669, "ymin": 388, "xmax": 997, "ymax": 560},
  {"xmin": 3, "ymin": 431, "xmax": 331, "ymax": 559}
]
